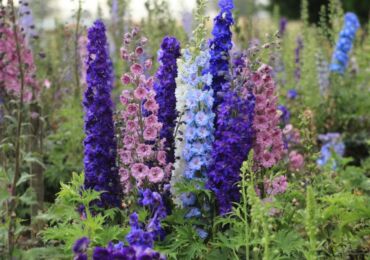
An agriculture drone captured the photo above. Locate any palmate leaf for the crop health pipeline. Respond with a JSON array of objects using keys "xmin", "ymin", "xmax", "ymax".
[
  {"xmin": 273, "ymin": 230, "xmax": 305, "ymax": 256},
  {"xmin": 160, "ymin": 224, "xmax": 208, "ymax": 259},
  {"xmin": 16, "ymin": 172, "xmax": 33, "ymax": 187}
]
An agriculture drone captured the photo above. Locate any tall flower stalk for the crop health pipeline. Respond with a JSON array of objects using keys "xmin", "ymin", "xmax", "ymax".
[
  {"xmin": 207, "ymin": 78, "xmax": 255, "ymax": 214},
  {"xmin": 154, "ymin": 36, "xmax": 181, "ymax": 164},
  {"xmin": 330, "ymin": 13, "xmax": 360, "ymax": 74},
  {"xmin": 171, "ymin": 0, "xmax": 214, "ymax": 200},
  {"xmin": 118, "ymin": 28, "xmax": 171, "ymax": 193},
  {"xmin": 83, "ymin": 20, "xmax": 121, "ymax": 208},
  {"xmin": 208, "ymin": 0, "xmax": 234, "ymax": 112},
  {"xmin": 252, "ymin": 64, "xmax": 284, "ymax": 169}
]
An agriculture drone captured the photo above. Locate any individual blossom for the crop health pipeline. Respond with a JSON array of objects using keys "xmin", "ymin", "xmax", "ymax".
[
  {"xmin": 252, "ymin": 64, "xmax": 284, "ymax": 169},
  {"xmin": 83, "ymin": 20, "xmax": 121, "ymax": 208},
  {"xmin": 208, "ymin": 0, "xmax": 234, "ymax": 112},
  {"xmin": 118, "ymin": 28, "xmax": 171, "ymax": 192},
  {"xmin": 287, "ymin": 89, "xmax": 298, "ymax": 100},
  {"xmin": 330, "ymin": 13, "xmax": 360, "ymax": 74},
  {"xmin": 277, "ymin": 105, "xmax": 290, "ymax": 126},
  {"xmin": 72, "ymin": 237, "xmax": 90, "ymax": 260},
  {"xmin": 154, "ymin": 36, "xmax": 181, "ymax": 164}
]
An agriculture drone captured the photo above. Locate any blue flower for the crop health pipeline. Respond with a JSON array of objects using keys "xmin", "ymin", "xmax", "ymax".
[
  {"xmin": 330, "ymin": 12, "xmax": 360, "ymax": 74},
  {"xmin": 195, "ymin": 111, "xmax": 210, "ymax": 126},
  {"xmin": 185, "ymin": 207, "xmax": 202, "ymax": 219},
  {"xmin": 317, "ymin": 133, "xmax": 345, "ymax": 169},
  {"xmin": 180, "ymin": 192, "xmax": 197, "ymax": 207},
  {"xmin": 189, "ymin": 156, "xmax": 203, "ymax": 171},
  {"xmin": 196, "ymin": 228, "xmax": 209, "ymax": 239}
]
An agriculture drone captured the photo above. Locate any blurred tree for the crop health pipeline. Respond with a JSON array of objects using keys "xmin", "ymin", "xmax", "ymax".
[{"xmin": 268, "ymin": 0, "xmax": 369, "ymax": 24}]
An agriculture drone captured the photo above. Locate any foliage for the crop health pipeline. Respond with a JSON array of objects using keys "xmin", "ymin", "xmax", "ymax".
[{"xmin": 28, "ymin": 173, "xmax": 129, "ymax": 259}]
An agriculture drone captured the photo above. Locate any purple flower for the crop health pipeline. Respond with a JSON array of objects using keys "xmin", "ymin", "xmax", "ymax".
[
  {"xmin": 208, "ymin": 0, "xmax": 234, "ymax": 111},
  {"xmin": 83, "ymin": 20, "xmax": 122, "ymax": 208},
  {"xmin": 18, "ymin": 1, "xmax": 38, "ymax": 45},
  {"xmin": 294, "ymin": 36, "xmax": 303, "ymax": 84},
  {"xmin": 287, "ymin": 89, "xmax": 298, "ymax": 100},
  {"xmin": 277, "ymin": 105, "xmax": 290, "ymax": 125},
  {"xmin": 72, "ymin": 237, "xmax": 90, "ymax": 254},
  {"xmin": 72, "ymin": 237, "xmax": 90, "ymax": 260},
  {"xmin": 154, "ymin": 37, "xmax": 181, "ymax": 164},
  {"xmin": 279, "ymin": 17, "xmax": 287, "ymax": 36},
  {"xmin": 207, "ymin": 87, "xmax": 255, "ymax": 215}
]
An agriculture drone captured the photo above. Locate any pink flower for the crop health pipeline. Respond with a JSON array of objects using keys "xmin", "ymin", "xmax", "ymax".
[
  {"xmin": 265, "ymin": 175, "xmax": 288, "ymax": 196},
  {"xmin": 261, "ymin": 152, "xmax": 276, "ymax": 168},
  {"xmin": 148, "ymin": 167, "xmax": 164, "ymax": 183},
  {"xmin": 123, "ymin": 135, "xmax": 136, "ymax": 149},
  {"xmin": 137, "ymin": 144, "xmax": 152, "ymax": 158},
  {"xmin": 143, "ymin": 126, "xmax": 157, "ymax": 141},
  {"xmin": 120, "ymin": 47, "xmax": 129, "ymax": 60},
  {"xmin": 157, "ymin": 151, "xmax": 167, "ymax": 165},
  {"xmin": 120, "ymin": 90, "xmax": 132, "ymax": 105},
  {"xmin": 124, "ymin": 33, "xmax": 132, "ymax": 44},
  {"xmin": 119, "ymin": 150, "xmax": 132, "ymax": 164},
  {"xmin": 126, "ymin": 120, "xmax": 138, "ymax": 132},
  {"xmin": 144, "ymin": 98, "xmax": 159, "ymax": 112},
  {"xmin": 146, "ymin": 77, "xmax": 154, "ymax": 89},
  {"xmin": 164, "ymin": 163, "xmax": 173, "ymax": 177},
  {"xmin": 130, "ymin": 63, "xmax": 143, "ymax": 75},
  {"xmin": 132, "ymin": 27, "xmax": 139, "ymax": 36},
  {"xmin": 134, "ymin": 86, "xmax": 148, "ymax": 99},
  {"xmin": 121, "ymin": 73, "xmax": 131, "ymax": 85},
  {"xmin": 140, "ymin": 37, "xmax": 148, "ymax": 45},
  {"xmin": 44, "ymin": 79, "xmax": 51, "ymax": 89},
  {"xmin": 283, "ymin": 124, "xmax": 293, "ymax": 135},
  {"xmin": 131, "ymin": 163, "xmax": 149, "ymax": 179},
  {"xmin": 135, "ymin": 46, "xmax": 144, "ymax": 55},
  {"xmin": 254, "ymin": 115, "xmax": 268, "ymax": 129},
  {"xmin": 289, "ymin": 151, "xmax": 304, "ymax": 171},
  {"xmin": 119, "ymin": 168, "xmax": 130, "ymax": 182},
  {"xmin": 144, "ymin": 114, "xmax": 158, "ymax": 126},
  {"xmin": 127, "ymin": 104, "xmax": 139, "ymax": 115}
]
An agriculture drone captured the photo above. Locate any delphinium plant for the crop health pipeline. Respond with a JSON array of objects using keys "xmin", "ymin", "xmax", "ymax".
[
  {"xmin": 206, "ymin": 0, "xmax": 256, "ymax": 215},
  {"xmin": 154, "ymin": 36, "xmax": 181, "ymax": 164},
  {"xmin": 170, "ymin": 0, "xmax": 215, "ymax": 239},
  {"xmin": 118, "ymin": 28, "xmax": 172, "ymax": 194},
  {"xmin": 83, "ymin": 20, "xmax": 122, "ymax": 209}
]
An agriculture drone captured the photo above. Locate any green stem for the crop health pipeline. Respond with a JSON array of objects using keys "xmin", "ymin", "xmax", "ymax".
[
  {"xmin": 8, "ymin": 0, "xmax": 26, "ymax": 257},
  {"xmin": 74, "ymin": 0, "xmax": 82, "ymax": 98}
]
